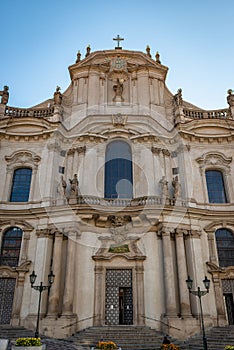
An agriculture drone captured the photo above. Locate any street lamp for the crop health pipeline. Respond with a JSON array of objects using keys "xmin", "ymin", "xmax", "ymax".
[
  {"xmin": 30, "ymin": 270, "xmax": 55, "ymax": 338},
  {"xmin": 186, "ymin": 275, "xmax": 210, "ymax": 350}
]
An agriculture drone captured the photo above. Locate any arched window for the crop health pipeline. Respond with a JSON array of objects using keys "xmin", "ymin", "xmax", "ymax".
[
  {"xmin": 215, "ymin": 228, "xmax": 234, "ymax": 267},
  {"xmin": 0, "ymin": 227, "xmax": 23, "ymax": 267},
  {"xmin": 105, "ymin": 141, "xmax": 133, "ymax": 199},
  {"xmin": 10, "ymin": 168, "xmax": 32, "ymax": 202},
  {"xmin": 205, "ymin": 170, "xmax": 227, "ymax": 203}
]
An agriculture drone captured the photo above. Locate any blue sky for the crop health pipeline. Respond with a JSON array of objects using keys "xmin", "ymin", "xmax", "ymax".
[{"xmin": 1, "ymin": 0, "xmax": 233, "ymax": 109}]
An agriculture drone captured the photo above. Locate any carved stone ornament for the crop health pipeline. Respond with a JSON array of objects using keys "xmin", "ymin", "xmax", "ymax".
[
  {"xmin": 110, "ymin": 225, "xmax": 129, "ymax": 244},
  {"xmin": 112, "ymin": 113, "xmax": 127, "ymax": 127},
  {"xmin": 5, "ymin": 150, "xmax": 41, "ymax": 170},
  {"xmin": 196, "ymin": 152, "xmax": 232, "ymax": 169},
  {"xmin": 108, "ymin": 57, "xmax": 129, "ymax": 81},
  {"xmin": 93, "ymin": 239, "xmax": 146, "ymax": 261}
]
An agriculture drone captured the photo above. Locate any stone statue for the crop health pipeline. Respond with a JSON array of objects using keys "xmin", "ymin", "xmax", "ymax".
[
  {"xmin": 227, "ymin": 89, "xmax": 234, "ymax": 107},
  {"xmin": 54, "ymin": 86, "xmax": 62, "ymax": 105},
  {"xmin": 0, "ymin": 85, "xmax": 9, "ymax": 105},
  {"xmin": 85, "ymin": 45, "xmax": 91, "ymax": 57},
  {"xmin": 146, "ymin": 45, "xmax": 152, "ymax": 58},
  {"xmin": 174, "ymin": 88, "xmax": 183, "ymax": 107},
  {"xmin": 69, "ymin": 174, "xmax": 79, "ymax": 197},
  {"xmin": 113, "ymin": 78, "xmax": 124, "ymax": 102},
  {"xmin": 76, "ymin": 50, "xmax": 81, "ymax": 63},
  {"xmin": 159, "ymin": 176, "xmax": 169, "ymax": 198},
  {"xmin": 172, "ymin": 175, "xmax": 181, "ymax": 200},
  {"xmin": 155, "ymin": 51, "xmax": 161, "ymax": 64},
  {"xmin": 58, "ymin": 175, "xmax": 67, "ymax": 196}
]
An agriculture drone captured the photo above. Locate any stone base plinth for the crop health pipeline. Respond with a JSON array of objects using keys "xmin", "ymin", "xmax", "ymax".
[
  {"xmin": 161, "ymin": 315, "xmax": 213, "ymax": 340},
  {"xmin": 41, "ymin": 314, "xmax": 77, "ymax": 338},
  {"xmin": 11, "ymin": 346, "xmax": 44, "ymax": 350}
]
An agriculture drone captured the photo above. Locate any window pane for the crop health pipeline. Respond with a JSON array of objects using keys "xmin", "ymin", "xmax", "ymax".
[
  {"xmin": 10, "ymin": 168, "xmax": 32, "ymax": 202},
  {"xmin": 205, "ymin": 170, "xmax": 227, "ymax": 203},
  {"xmin": 105, "ymin": 141, "xmax": 133, "ymax": 199},
  {"xmin": 216, "ymin": 229, "xmax": 234, "ymax": 267},
  {"xmin": 0, "ymin": 227, "xmax": 23, "ymax": 267}
]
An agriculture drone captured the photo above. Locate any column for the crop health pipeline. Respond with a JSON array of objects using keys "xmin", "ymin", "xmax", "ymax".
[
  {"xmin": 207, "ymin": 231, "xmax": 217, "ymax": 263},
  {"xmin": 136, "ymin": 263, "xmax": 145, "ymax": 325},
  {"xmin": 2, "ymin": 167, "xmax": 12, "ymax": 201},
  {"xmin": 72, "ymin": 79, "xmax": 78, "ymax": 105},
  {"xmin": 12, "ymin": 270, "xmax": 29, "ymax": 326},
  {"xmin": 175, "ymin": 229, "xmax": 191, "ymax": 316},
  {"xmin": 65, "ymin": 149, "xmax": 74, "ymax": 180},
  {"xmin": 162, "ymin": 229, "xmax": 177, "ymax": 315},
  {"xmin": 62, "ymin": 233, "xmax": 76, "ymax": 315},
  {"xmin": 162, "ymin": 149, "xmax": 171, "ymax": 180},
  {"xmin": 28, "ymin": 166, "xmax": 38, "ymax": 201},
  {"xmin": 212, "ymin": 273, "xmax": 227, "ymax": 325},
  {"xmin": 20, "ymin": 231, "xmax": 30, "ymax": 262},
  {"xmin": 48, "ymin": 231, "xmax": 63, "ymax": 316},
  {"xmin": 93, "ymin": 265, "xmax": 104, "ymax": 326},
  {"xmin": 72, "ymin": 149, "xmax": 79, "ymax": 175}
]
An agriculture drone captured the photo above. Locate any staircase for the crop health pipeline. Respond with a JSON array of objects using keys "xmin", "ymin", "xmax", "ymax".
[
  {"xmin": 66, "ymin": 326, "xmax": 181, "ymax": 349},
  {"xmin": 1, "ymin": 324, "xmax": 234, "ymax": 349},
  {"xmin": 183, "ymin": 325, "xmax": 234, "ymax": 349}
]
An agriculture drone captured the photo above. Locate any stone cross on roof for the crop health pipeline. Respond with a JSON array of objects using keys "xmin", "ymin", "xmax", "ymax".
[{"xmin": 113, "ymin": 35, "xmax": 124, "ymax": 49}]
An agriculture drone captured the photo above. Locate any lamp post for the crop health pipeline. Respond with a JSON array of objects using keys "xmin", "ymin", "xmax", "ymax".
[
  {"xmin": 186, "ymin": 275, "xmax": 210, "ymax": 350},
  {"xmin": 30, "ymin": 270, "xmax": 55, "ymax": 338}
]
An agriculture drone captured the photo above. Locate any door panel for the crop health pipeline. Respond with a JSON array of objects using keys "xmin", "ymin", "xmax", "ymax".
[
  {"xmin": 0, "ymin": 278, "xmax": 16, "ymax": 324},
  {"xmin": 105, "ymin": 269, "xmax": 133, "ymax": 325}
]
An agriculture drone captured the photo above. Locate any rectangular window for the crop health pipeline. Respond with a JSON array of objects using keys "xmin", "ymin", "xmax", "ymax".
[
  {"xmin": 205, "ymin": 170, "xmax": 227, "ymax": 203},
  {"xmin": 59, "ymin": 166, "xmax": 65, "ymax": 174}
]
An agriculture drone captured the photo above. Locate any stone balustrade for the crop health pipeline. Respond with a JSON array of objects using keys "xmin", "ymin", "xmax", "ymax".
[
  {"xmin": 4, "ymin": 105, "xmax": 54, "ymax": 118},
  {"xmin": 183, "ymin": 107, "xmax": 231, "ymax": 120},
  {"xmin": 76, "ymin": 195, "xmax": 171, "ymax": 207}
]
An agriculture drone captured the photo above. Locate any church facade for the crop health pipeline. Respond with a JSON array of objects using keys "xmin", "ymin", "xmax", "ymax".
[{"xmin": 0, "ymin": 42, "xmax": 234, "ymax": 340}]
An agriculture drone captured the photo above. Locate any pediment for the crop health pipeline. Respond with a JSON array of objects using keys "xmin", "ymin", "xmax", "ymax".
[
  {"xmin": 69, "ymin": 49, "xmax": 168, "ymax": 81},
  {"xmin": 181, "ymin": 119, "xmax": 234, "ymax": 136},
  {"xmin": 0, "ymin": 119, "xmax": 53, "ymax": 135}
]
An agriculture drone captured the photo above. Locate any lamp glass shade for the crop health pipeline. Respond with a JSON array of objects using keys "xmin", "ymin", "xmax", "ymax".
[
  {"xmin": 203, "ymin": 276, "xmax": 210, "ymax": 290},
  {"xmin": 48, "ymin": 271, "xmax": 55, "ymax": 285},
  {"xmin": 30, "ymin": 270, "xmax": 37, "ymax": 285},
  {"xmin": 186, "ymin": 276, "xmax": 193, "ymax": 290}
]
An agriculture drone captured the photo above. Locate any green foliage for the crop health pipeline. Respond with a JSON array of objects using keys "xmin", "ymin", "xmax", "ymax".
[
  {"xmin": 224, "ymin": 346, "xmax": 234, "ymax": 350},
  {"xmin": 15, "ymin": 338, "xmax": 42, "ymax": 346}
]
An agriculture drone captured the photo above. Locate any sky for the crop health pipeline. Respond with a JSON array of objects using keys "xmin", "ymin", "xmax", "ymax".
[{"xmin": 0, "ymin": 0, "xmax": 233, "ymax": 110}]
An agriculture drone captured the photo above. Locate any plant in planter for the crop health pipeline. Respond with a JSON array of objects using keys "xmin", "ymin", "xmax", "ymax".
[
  {"xmin": 224, "ymin": 347, "xmax": 234, "ymax": 350},
  {"xmin": 96, "ymin": 341, "xmax": 118, "ymax": 350},
  {"xmin": 160, "ymin": 344, "xmax": 181, "ymax": 350},
  {"xmin": 12, "ymin": 337, "xmax": 44, "ymax": 350}
]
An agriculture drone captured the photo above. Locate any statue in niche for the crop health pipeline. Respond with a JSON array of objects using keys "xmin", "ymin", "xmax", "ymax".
[
  {"xmin": 159, "ymin": 176, "xmax": 169, "ymax": 198},
  {"xmin": 69, "ymin": 174, "xmax": 79, "ymax": 197},
  {"xmin": 0, "ymin": 85, "xmax": 9, "ymax": 105},
  {"xmin": 172, "ymin": 175, "xmax": 181, "ymax": 201},
  {"xmin": 227, "ymin": 89, "xmax": 234, "ymax": 107},
  {"xmin": 53, "ymin": 86, "xmax": 62, "ymax": 105},
  {"xmin": 173, "ymin": 88, "xmax": 183, "ymax": 107},
  {"xmin": 58, "ymin": 175, "xmax": 67, "ymax": 197},
  {"xmin": 113, "ymin": 78, "xmax": 124, "ymax": 102}
]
